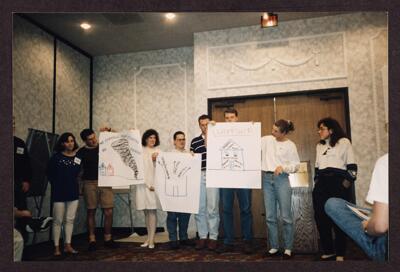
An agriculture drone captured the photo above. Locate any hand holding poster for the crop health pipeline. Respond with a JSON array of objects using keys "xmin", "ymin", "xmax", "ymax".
[
  {"xmin": 206, "ymin": 122, "xmax": 261, "ymax": 189},
  {"xmin": 155, "ymin": 152, "xmax": 201, "ymax": 214},
  {"xmin": 98, "ymin": 130, "xmax": 145, "ymax": 187}
]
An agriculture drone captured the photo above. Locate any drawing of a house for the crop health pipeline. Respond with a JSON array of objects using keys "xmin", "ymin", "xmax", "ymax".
[
  {"xmin": 106, "ymin": 163, "xmax": 115, "ymax": 176},
  {"xmin": 220, "ymin": 139, "xmax": 244, "ymax": 170}
]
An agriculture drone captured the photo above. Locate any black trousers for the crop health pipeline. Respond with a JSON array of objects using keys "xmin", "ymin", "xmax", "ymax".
[{"xmin": 312, "ymin": 173, "xmax": 352, "ymax": 256}]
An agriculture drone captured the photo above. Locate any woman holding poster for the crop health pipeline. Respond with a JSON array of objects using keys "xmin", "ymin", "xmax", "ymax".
[
  {"xmin": 136, "ymin": 129, "xmax": 162, "ymax": 249},
  {"xmin": 261, "ymin": 120, "xmax": 300, "ymax": 259}
]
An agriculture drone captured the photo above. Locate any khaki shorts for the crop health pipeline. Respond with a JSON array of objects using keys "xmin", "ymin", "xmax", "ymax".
[{"xmin": 83, "ymin": 180, "xmax": 114, "ymax": 209}]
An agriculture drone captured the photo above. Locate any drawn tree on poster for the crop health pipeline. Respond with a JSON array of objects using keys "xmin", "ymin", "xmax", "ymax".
[{"xmin": 157, "ymin": 156, "xmax": 190, "ymax": 197}]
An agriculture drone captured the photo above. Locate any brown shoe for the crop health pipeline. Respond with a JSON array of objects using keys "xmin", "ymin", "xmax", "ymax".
[
  {"xmin": 195, "ymin": 239, "xmax": 207, "ymax": 250},
  {"xmin": 207, "ymin": 239, "xmax": 217, "ymax": 251}
]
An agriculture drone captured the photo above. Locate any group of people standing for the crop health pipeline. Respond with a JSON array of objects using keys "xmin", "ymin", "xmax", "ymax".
[{"xmin": 14, "ymin": 108, "xmax": 387, "ymax": 262}]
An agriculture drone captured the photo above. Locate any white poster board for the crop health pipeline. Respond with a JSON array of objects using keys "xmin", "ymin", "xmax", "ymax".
[
  {"xmin": 155, "ymin": 152, "xmax": 201, "ymax": 214},
  {"xmin": 98, "ymin": 130, "xmax": 145, "ymax": 187},
  {"xmin": 206, "ymin": 122, "xmax": 261, "ymax": 189}
]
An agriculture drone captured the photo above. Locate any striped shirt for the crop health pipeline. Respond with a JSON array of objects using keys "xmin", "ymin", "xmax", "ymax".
[{"xmin": 190, "ymin": 134, "xmax": 207, "ymax": 170}]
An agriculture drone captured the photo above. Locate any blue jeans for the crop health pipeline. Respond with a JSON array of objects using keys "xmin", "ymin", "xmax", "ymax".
[
  {"xmin": 194, "ymin": 171, "xmax": 220, "ymax": 240},
  {"xmin": 262, "ymin": 171, "xmax": 294, "ymax": 250},
  {"xmin": 166, "ymin": 212, "xmax": 191, "ymax": 241},
  {"xmin": 221, "ymin": 188, "xmax": 253, "ymax": 244},
  {"xmin": 325, "ymin": 198, "xmax": 387, "ymax": 262}
]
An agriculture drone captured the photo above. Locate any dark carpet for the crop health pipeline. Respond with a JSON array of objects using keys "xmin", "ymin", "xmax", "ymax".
[{"xmin": 23, "ymin": 229, "xmax": 370, "ymax": 262}]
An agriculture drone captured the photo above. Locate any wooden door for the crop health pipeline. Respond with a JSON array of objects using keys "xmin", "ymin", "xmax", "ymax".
[{"xmin": 209, "ymin": 89, "xmax": 348, "ymax": 251}]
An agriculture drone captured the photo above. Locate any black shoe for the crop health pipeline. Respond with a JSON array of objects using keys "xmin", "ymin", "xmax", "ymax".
[
  {"xmin": 243, "ymin": 241, "xmax": 254, "ymax": 255},
  {"xmin": 104, "ymin": 239, "xmax": 120, "ymax": 249},
  {"xmin": 179, "ymin": 239, "xmax": 195, "ymax": 246},
  {"xmin": 282, "ymin": 252, "xmax": 293, "ymax": 260},
  {"xmin": 265, "ymin": 250, "xmax": 281, "ymax": 257},
  {"xmin": 88, "ymin": 241, "xmax": 97, "ymax": 252},
  {"xmin": 216, "ymin": 244, "xmax": 234, "ymax": 254},
  {"xmin": 169, "ymin": 241, "xmax": 179, "ymax": 250}
]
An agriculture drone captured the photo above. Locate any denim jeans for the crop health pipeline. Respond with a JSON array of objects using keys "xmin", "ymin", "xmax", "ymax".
[
  {"xmin": 221, "ymin": 188, "xmax": 253, "ymax": 244},
  {"xmin": 166, "ymin": 212, "xmax": 191, "ymax": 241},
  {"xmin": 262, "ymin": 171, "xmax": 294, "ymax": 250},
  {"xmin": 325, "ymin": 198, "xmax": 387, "ymax": 262},
  {"xmin": 194, "ymin": 171, "xmax": 220, "ymax": 240}
]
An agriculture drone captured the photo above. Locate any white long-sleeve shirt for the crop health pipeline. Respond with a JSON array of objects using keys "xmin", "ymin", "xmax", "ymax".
[
  {"xmin": 315, "ymin": 138, "xmax": 355, "ymax": 171},
  {"xmin": 261, "ymin": 135, "xmax": 300, "ymax": 173}
]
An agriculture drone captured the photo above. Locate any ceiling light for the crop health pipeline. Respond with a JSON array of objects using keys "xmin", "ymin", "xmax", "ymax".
[
  {"xmin": 261, "ymin": 13, "xmax": 278, "ymax": 28},
  {"xmin": 165, "ymin": 13, "xmax": 176, "ymax": 20},
  {"xmin": 80, "ymin": 22, "xmax": 91, "ymax": 30}
]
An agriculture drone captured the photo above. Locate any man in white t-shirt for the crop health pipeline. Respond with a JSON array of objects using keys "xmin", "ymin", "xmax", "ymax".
[{"xmin": 324, "ymin": 153, "xmax": 388, "ymax": 262}]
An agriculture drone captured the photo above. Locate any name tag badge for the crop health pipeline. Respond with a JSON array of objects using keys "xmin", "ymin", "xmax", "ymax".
[
  {"xmin": 16, "ymin": 147, "xmax": 24, "ymax": 155},
  {"xmin": 74, "ymin": 157, "xmax": 81, "ymax": 165}
]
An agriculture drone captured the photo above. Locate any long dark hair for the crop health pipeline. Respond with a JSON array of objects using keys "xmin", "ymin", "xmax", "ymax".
[
  {"xmin": 317, "ymin": 117, "xmax": 347, "ymax": 147},
  {"xmin": 141, "ymin": 129, "xmax": 160, "ymax": 147},
  {"xmin": 54, "ymin": 132, "xmax": 79, "ymax": 153}
]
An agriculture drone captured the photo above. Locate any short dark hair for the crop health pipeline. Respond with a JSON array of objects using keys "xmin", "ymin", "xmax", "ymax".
[
  {"xmin": 173, "ymin": 131, "xmax": 185, "ymax": 140},
  {"xmin": 275, "ymin": 119, "xmax": 295, "ymax": 134},
  {"xmin": 55, "ymin": 132, "xmax": 79, "ymax": 153},
  {"xmin": 317, "ymin": 117, "xmax": 347, "ymax": 147},
  {"xmin": 198, "ymin": 114, "xmax": 210, "ymax": 123},
  {"xmin": 142, "ymin": 129, "xmax": 160, "ymax": 147},
  {"xmin": 80, "ymin": 128, "xmax": 95, "ymax": 141},
  {"xmin": 224, "ymin": 108, "xmax": 238, "ymax": 117}
]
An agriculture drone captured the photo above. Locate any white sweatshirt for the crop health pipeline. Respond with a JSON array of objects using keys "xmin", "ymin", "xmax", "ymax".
[{"xmin": 261, "ymin": 135, "xmax": 300, "ymax": 173}]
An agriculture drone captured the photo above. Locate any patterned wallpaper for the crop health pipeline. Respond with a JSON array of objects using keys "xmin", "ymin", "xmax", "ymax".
[
  {"xmin": 13, "ymin": 16, "xmax": 91, "ymax": 242},
  {"xmin": 55, "ymin": 41, "xmax": 90, "ymax": 147},
  {"xmin": 93, "ymin": 47, "xmax": 195, "ymax": 229},
  {"xmin": 13, "ymin": 16, "xmax": 53, "ymax": 140},
  {"xmin": 194, "ymin": 12, "xmax": 388, "ymax": 205}
]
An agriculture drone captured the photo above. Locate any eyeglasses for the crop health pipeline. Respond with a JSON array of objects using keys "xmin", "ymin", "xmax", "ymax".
[{"xmin": 318, "ymin": 127, "xmax": 328, "ymax": 132}]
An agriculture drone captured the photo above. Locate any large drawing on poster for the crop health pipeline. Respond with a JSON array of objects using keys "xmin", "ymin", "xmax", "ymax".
[
  {"xmin": 206, "ymin": 122, "xmax": 261, "ymax": 189},
  {"xmin": 98, "ymin": 130, "xmax": 144, "ymax": 187},
  {"xmin": 155, "ymin": 152, "xmax": 201, "ymax": 214}
]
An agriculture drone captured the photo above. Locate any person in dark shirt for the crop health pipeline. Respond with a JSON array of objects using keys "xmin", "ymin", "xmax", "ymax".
[
  {"xmin": 13, "ymin": 117, "xmax": 32, "ymax": 242},
  {"xmin": 47, "ymin": 132, "xmax": 81, "ymax": 256},
  {"xmin": 77, "ymin": 128, "xmax": 118, "ymax": 251}
]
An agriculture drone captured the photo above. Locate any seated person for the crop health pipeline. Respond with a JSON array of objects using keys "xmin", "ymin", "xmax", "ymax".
[
  {"xmin": 14, "ymin": 208, "xmax": 32, "ymax": 261},
  {"xmin": 324, "ymin": 153, "xmax": 388, "ymax": 262},
  {"xmin": 14, "ymin": 207, "xmax": 53, "ymax": 261}
]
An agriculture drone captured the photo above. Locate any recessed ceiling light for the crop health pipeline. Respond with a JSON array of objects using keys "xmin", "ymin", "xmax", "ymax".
[
  {"xmin": 165, "ymin": 13, "xmax": 176, "ymax": 20},
  {"xmin": 80, "ymin": 23, "xmax": 91, "ymax": 30}
]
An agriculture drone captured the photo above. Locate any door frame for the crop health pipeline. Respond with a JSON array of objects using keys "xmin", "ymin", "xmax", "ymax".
[{"xmin": 207, "ymin": 87, "xmax": 351, "ymax": 141}]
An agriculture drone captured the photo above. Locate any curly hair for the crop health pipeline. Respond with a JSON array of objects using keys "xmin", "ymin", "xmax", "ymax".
[
  {"xmin": 317, "ymin": 117, "xmax": 348, "ymax": 147},
  {"xmin": 141, "ymin": 129, "xmax": 160, "ymax": 147}
]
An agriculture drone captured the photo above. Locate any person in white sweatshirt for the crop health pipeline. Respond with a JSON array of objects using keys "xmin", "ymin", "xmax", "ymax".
[{"xmin": 261, "ymin": 119, "xmax": 300, "ymax": 259}]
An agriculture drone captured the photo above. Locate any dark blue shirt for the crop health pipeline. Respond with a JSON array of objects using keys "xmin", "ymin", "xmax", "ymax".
[
  {"xmin": 190, "ymin": 135, "xmax": 207, "ymax": 170},
  {"xmin": 47, "ymin": 153, "xmax": 81, "ymax": 202}
]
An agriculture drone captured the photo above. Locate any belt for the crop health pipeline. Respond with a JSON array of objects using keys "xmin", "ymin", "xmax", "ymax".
[{"xmin": 265, "ymin": 171, "xmax": 274, "ymax": 174}]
